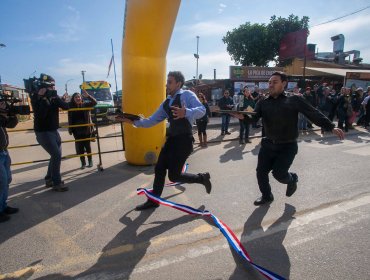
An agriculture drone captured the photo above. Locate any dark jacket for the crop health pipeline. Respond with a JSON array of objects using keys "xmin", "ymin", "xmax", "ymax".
[
  {"xmin": 218, "ymin": 96, "xmax": 233, "ymax": 110},
  {"xmin": 196, "ymin": 102, "xmax": 211, "ymax": 124},
  {"xmin": 31, "ymin": 94, "xmax": 69, "ymax": 132},
  {"xmin": 253, "ymin": 93, "xmax": 335, "ymax": 142},
  {"xmin": 68, "ymin": 96, "xmax": 97, "ymax": 138},
  {"xmin": 0, "ymin": 115, "xmax": 18, "ymax": 151}
]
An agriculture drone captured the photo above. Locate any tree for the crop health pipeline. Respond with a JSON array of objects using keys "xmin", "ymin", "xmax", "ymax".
[{"xmin": 222, "ymin": 14, "xmax": 310, "ymax": 67}]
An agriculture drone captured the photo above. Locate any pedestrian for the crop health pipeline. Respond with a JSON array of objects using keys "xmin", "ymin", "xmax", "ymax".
[
  {"xmin": 196, "ymin": 92, "xmax": 211, "ymax": 147},
  {"xmin": 116, "ymin": 71, "xmax": 212, "ymax": 211},
  {"xmin": 232, "ymin": 72, "xmax": 344, "ymax": 206},
  {"xmin": 237, "ymin": 86, "xmax": 255, "ymax": 144},
  {"xmin": 218, "ymin": 90, "xmax": 233, "ymax": 135},
  {"xmin": 68, "ymin": 90, "xmax": 97, "ymax": 169},
  {"xmin": 31, "ymin": 74, "xmax": 69, "ymax": 192},
  {"xmin": 361, "ymin": 86, "xmax": 370, "ymax": 128},
  {"xmin": 0, "ymin": 98, "xmax": 19, "ymax": 222},
  {"xmin": 337, "ymin": 87, "xmax": 351, "ymax": 132}
]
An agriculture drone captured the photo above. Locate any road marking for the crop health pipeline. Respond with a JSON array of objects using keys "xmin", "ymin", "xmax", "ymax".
[{"xmin": 3, "ymin": 194, "xmax": 369, "ymax": 279}]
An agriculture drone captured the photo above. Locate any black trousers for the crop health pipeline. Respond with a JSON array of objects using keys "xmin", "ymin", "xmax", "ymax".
[
  {"xmin": 256, "ymin": 138, "xmax": 298, "ymax": 198},
  {"xmin": 75, "ymin": 139, "xmax": 92, "ymax": 165},
  {"xmin": 152, "ymin": 134, "xmax": 202, "ymax": 197}
]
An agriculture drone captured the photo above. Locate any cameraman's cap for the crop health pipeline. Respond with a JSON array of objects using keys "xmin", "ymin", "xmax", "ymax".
[{"xmin": 40, "ymin": 73, "xmax": 55, "ymax": 85}]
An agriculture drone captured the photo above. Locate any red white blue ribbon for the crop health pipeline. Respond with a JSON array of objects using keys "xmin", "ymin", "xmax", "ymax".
[{"xmin": 137, "ymin": 187, "xmax": 285, "ymax": 280}]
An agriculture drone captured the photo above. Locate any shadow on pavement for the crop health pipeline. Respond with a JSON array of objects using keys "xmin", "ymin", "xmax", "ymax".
[
  {"xmin": 229, "ymin": 203, "xmax": 296, "ymax": 280},
  {"xmin": 0, "ymin": 161, "xmax": 145, "ymax": 245},
  {"xmin": 35, "ymin": 203, "xmax": 205, "ymax": 280}
]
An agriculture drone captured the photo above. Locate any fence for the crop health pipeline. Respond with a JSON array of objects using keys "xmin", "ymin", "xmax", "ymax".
[{"xmin": 8, "ymin": 107, "xmax": 124, "ymax": 171}]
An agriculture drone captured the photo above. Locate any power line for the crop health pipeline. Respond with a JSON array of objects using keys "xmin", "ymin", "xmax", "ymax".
[{"xmin": 310, "ymin": 5, "xmax": 370, "ymax": 28}]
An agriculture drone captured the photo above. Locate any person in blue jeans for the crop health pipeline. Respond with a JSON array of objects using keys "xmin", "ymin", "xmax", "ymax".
[
  {"xmin": 30, "ymin": 74, "xmax": 69, "ymax": 192},
  {"xmin": 218, "ymin": 90, "xmax": 233, "ymax": 135},
  {"xmin": 0, "ymin": 98, "xmax": 19, "ymax": 222},
  {"xmin": 237, "ymin": 87, "xmax": 255, "ymax": 144}
]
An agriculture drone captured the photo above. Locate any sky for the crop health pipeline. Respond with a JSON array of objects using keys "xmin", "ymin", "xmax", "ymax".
[{"xmin": 1, "ymin": 0, "xmax": 370, "ymax": 94}]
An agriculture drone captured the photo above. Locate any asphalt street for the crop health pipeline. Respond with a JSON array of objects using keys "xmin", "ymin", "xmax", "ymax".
[{"xmin": 1, "ymin": 118, "xmax": 369, "ymax": 280}]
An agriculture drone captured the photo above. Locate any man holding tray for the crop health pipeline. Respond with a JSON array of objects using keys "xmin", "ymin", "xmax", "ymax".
[
  {"xmin": 116, "ymin": 71, "xmax": 212, "ymax": 211},
  {"xmin": 231, "ymin": 71, "xmax": 344, "ymax": 206}
]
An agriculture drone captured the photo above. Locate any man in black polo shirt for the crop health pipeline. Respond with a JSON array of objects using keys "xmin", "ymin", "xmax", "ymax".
[{"xmin": 232, "ymin": 72, "xmax": 344, "ymax": 205}]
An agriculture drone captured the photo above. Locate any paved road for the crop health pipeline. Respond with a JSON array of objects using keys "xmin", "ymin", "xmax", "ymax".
[{"xmin": 1, "ymin": 120, "xmax": 369, "ymax": 279}]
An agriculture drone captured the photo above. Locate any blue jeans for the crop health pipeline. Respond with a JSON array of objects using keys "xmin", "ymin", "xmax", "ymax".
[
  {"xmin": 35, "ymin": 130, "xmax": 62, "ymax": 185},
  {"xmin": 298, "ymin": 113, "xmax": 307, "ymax": 130},
  {"xmin": 221, "ymin": 114, "xmax": 230, "ymax": 133},
  {"xmin": 0, "ymin": 151, "xmax": 11, "ymax": 212}
]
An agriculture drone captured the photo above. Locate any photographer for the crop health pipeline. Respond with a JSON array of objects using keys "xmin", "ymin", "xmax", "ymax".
[
  {"xmin": 0, "ymin": 97, "xmax": 19, "ymax": 223},
  {"xmin": 30, "ymin": 74, "xmax": 69, "ymax": 192}
]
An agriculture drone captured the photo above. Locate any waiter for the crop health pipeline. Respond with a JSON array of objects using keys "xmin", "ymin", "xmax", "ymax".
[
  {"xmin": 117, "ymin": 71, "xmax": 212, "ymax": 210},
  {"xmin": 232, "ymin": 72, "xmax": 344, "ymax": 206}
]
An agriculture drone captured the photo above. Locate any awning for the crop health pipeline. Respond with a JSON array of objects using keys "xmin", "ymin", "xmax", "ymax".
[{"xmin": 305, "ymin": 67, "xmax": 370, "ymax": 77}]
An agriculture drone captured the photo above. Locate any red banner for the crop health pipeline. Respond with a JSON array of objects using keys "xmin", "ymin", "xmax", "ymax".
[{"xmin": 279, "ymin": 29, "xmax": 311, "ymax": 60}]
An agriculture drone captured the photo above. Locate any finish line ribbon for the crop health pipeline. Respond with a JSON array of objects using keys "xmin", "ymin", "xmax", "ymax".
[{"xmin": 137, "ymin": 187, "xmax": 285, "ymax": 280}]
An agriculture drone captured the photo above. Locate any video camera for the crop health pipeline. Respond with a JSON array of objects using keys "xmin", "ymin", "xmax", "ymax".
[
  {"xmin": 23, "ymin": 73, "xmax": 58, "ymax": 98},
  {"xmin": 0, "ymin": 93, "xmax": 30, "ymax": 116}
]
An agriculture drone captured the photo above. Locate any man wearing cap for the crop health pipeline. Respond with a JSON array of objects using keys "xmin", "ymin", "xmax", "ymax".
[{"xmin": 31, "ymin": 74, "xmax": 70, "ymax": 192}]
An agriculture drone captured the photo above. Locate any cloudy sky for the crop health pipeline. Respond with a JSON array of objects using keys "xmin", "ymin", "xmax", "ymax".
[{"xmin": 0, "ymin": 0, "xmax": 369, "ymax": 93}]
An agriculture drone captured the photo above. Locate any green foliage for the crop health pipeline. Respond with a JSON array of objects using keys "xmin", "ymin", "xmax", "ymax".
[{"xmin": 222, "ymin": 14, "xmax": 310, "ymax": 67}]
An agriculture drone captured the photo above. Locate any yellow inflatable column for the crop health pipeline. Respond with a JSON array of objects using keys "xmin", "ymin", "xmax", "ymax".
[{"xmin": 122, "ymin": 0, "xmax": 181, "ymax": 165}]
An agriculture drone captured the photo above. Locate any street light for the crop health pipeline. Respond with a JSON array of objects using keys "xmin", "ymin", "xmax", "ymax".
[
  {"xmin": 65, "ymin": 79, "xmax": 74, "ymax": 93},
  {"xmin": 193, "ymin": 36, "xmax": 200, "ymax": 80},
  {"xmin": 0, "ymin": 44, "xmax": 6, "ymax": 92}
]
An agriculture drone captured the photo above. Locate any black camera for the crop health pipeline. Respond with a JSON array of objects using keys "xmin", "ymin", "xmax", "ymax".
[
  {"xmin": 23, "ymin": 73, "xmax": 56, "ymax": 97},
  {"xmin": 0, "ymin": 93, "xmax": 31, "ymax": 116}
]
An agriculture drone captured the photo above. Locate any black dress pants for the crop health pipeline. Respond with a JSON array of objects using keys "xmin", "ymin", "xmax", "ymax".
[
  {"xmin": 152, "ymin": 134, "xmax": 202, "ymax": 197},
  {"xmin": 75, "ymin": 138, "xmax": 92, "ymax": 165},
  {"xmin": 256, "ymin": 138, "xmax": 298, "ymax": 198}
]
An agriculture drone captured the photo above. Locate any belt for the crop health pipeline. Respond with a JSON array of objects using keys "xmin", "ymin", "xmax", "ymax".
[{"xmin": 264, "ymin": 138, "xmax": 296, "ymax": 144}]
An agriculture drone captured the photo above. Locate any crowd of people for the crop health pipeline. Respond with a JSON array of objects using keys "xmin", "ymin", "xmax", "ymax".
[{"xmin": 286, "ymin": 84, "xmax": 370, "ymax": 132}]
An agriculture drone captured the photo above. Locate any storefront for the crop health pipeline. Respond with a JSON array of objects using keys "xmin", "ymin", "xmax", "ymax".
[{"xmin": 229, "ymin": 66, "xmax": 284, "ymax": 94}]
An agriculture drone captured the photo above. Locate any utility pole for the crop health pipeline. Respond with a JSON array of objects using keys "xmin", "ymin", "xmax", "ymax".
[
  {"xmin": 193, "ymin": 36, "xmax": 200, "ymax": 80},
  {"xmin": 81, "ymin": 70, "xmax": 86, "ymax": 83}
]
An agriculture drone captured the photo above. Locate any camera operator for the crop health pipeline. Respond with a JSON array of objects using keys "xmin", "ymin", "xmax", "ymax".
[
  {"xmin": 30, "ymin": 75, "xmax": 69, "ymax": 192},
  {"xmin": 0, "ymin": 97, "xmax": 19, "ymax": 223}
]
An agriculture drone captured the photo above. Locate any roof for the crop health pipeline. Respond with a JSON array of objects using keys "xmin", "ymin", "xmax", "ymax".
[{"xmin": 305, "ymin": 67, "xmax": 370, "ymax": 77}]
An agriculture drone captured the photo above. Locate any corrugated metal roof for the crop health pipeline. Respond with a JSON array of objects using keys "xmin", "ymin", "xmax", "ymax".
[{"xmin": 305, "ymin": 67, "xmax": 370, "ymax": 77}]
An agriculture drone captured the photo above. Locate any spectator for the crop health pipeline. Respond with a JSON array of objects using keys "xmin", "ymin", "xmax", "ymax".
[
  {"xmin": 0, "ymin": 98, "xmax": 19, "ymax": 223},
  {"xmin": 196, "ymin": 93, "xmax": 211, "ymax": 147},
  {"xmin": 218, "ymin": 90, "xmax": 233, "ymax": 135},
  {"xmin": 337, "ymin": 87, "xmax": 351, "ymax": 132},
  {"xmin": 68, "ymin": 90, "xmax": 97, "ymax": 169},
  {"xmin": 361, "ymin": 86, "xmax": 370, "ymax": 128},
  {"xmin": 237, "ymin": 87, "xmax": 255, "ymax": 144}
]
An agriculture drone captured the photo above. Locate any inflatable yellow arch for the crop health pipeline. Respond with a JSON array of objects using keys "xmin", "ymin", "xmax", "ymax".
[{"xmin": 122, "ymin": 0, "xmax": 181, "ymax": 165}]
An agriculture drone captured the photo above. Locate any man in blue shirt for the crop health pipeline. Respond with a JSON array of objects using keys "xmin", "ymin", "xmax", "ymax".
[{"xmin": 117, "ymin": 71, "xmax": 212, "ymax": 210}]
